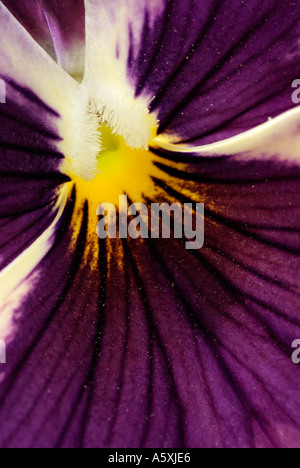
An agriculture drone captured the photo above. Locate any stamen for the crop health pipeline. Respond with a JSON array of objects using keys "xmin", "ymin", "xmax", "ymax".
[{"xmin": 59, "ymin": 85, "xmax": 157, "ymax": 181}]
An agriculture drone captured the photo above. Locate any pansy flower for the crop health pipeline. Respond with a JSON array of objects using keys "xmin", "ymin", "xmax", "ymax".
[{"xmin": 0, "ymin": 0, "xmax": 300, "ymax": 449}]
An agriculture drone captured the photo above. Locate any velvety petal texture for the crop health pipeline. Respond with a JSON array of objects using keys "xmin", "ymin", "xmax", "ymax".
[
  {"xmin": 85, "ymin": 0, "xmax": 300, "ymax": 145},
  {"xmin": 1, "ymin": 148, "xmax": 300, "ymax": 448},
  {"xmin": 0, "ymin": 0, "xmax": 300, "ymax": 450},
  {"xmin": 0, "ymin": 3, "xmax": 98, "ymax": 341}
]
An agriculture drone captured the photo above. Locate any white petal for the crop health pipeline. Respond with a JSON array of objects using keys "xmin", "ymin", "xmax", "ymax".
[
  {"xmin": 0, "ymin": 3, "xmax": 101, "ymax": 180},
  {"xmin": 83, "ymin": 0, "xmax": 161, "ymax": 149}
]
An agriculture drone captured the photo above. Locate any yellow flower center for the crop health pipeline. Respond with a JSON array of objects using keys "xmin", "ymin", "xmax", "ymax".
[{"xmin": 72, "ymin": 124, "xmax": 162, "ymax": 208}]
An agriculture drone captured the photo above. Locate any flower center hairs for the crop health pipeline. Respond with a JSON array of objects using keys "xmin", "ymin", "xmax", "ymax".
[
  {"xmin": 73, "ymin": 123, "xmax": 160, "ymax": 208},
  {"xmin": 64, "ymin": 105, "xmax": 204, "ymax": 253}
]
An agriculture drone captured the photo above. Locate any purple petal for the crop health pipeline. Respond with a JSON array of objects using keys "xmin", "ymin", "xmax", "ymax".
[
  {"xmin": 0, "ymin": 4, "xmax": 99, "ymax": 340},
  {"xmin": 2, "ymin": 0, "xmax": 85, "ymax": 77},
  {"xmin": 144, "ymin": 0, "xmax": 300, "ymax": 145},
  {"xmin": 83, "ymin": 153, "xmax": 300, "ymax": 448},
  {"xmin": 86, "ymin": 0, "xmax": 300, "ymax": 145},
  {"xmin": 0, "ymin": 5, "xmax": 78, "ymax": 265},
  {"xmin": 0, "ymin": 2, "xmax": 99, "ymax": 179},
  {"xmin": 1, "ymin": 0, "xmax": 55, "ymax": 57},
  {"xmin": 0, "ymin": 63, "xmax": 65, "ymax": 272},
  {"xmin": 1, "ymin": 0, "xmax": 300, "ymax": 450},
  {"xmin": 1, "ymin": 152, "xmax": 300, "ymax": 448}
]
